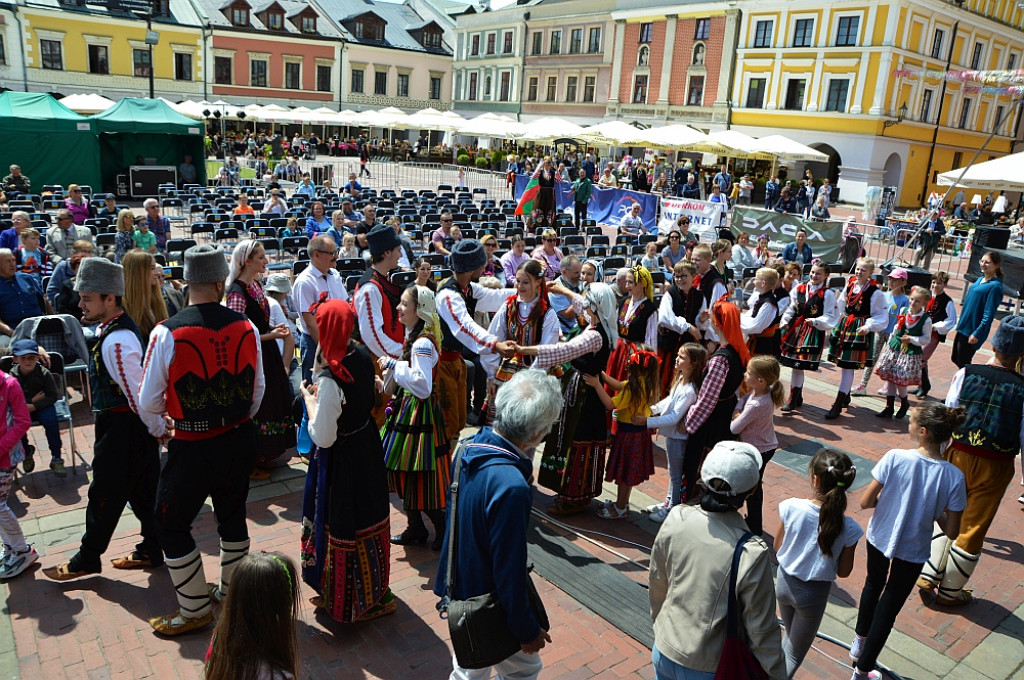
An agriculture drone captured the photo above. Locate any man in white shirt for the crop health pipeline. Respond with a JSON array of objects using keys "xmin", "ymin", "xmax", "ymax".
[{"xmin": 292, "ymin": 235, "xmax": 348, "ymax": 382}]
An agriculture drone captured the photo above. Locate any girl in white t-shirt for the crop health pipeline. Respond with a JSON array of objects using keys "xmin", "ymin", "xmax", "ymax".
[
  {"xmin": 848, "ymin": 403, "xmax": 967, "ymax": 680},
  {"xmin": 774, "ymin": 448, "xmax": 862, "ymax": 678}
]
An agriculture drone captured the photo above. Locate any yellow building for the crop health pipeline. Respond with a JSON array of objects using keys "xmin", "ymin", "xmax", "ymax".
[
  {"xmin": 730, "ymin": 0, "xmax": 1024, "ymax": 207},
  {"xmin": 8, "ymin": 0, "xmax": 204, "ymax": 101}
]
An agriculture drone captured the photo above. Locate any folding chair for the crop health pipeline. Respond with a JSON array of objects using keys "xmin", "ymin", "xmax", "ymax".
[
  {"xmin": 165, "ymin": 239, "xmax": 197, "ymax": 265},
  {"xmin": 14, "ymin": 316, "xmax": 91, "ymax": 409}
]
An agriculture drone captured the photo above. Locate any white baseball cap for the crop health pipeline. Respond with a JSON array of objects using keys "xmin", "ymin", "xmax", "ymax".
[{"xmin": 701, "ymin": 441, "xmax": 763, "ymax": 496}]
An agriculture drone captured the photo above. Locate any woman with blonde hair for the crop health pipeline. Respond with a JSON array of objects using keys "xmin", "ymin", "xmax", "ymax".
[
  {"xmin": 114, "ymin": 209, "xmax": 135, "ymax": 263},
  {"xmin": 121, "ymin": 250, "xmax": 168, "ymax": 341}
]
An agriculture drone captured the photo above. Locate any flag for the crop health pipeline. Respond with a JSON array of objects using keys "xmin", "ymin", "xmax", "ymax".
[{"xmin": 515, "ymin": 177, "xmax": 539, "ymax": 216}]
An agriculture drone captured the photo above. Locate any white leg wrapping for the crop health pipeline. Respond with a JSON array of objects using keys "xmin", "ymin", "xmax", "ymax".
[
  {"xmin": 166, "ymin": 548, "xmax": 211, "ymax": 620},
  {"xmin": 938, "ymin": 545, "xmax": 980, "ymax": 599},
  {"xmin": 219, "ymin": 538, "xmax": 250, "ymax": 597},
  {"xmin": 920, "ymin": 530, "xmax": 952, "ymax": 584}
]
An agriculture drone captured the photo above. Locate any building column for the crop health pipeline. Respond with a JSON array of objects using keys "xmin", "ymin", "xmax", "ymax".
[
  {"xmin": 657, "ymin": 15, "xmax": 678, "ymax": 105},
  {"xmin": 608, "ymin": 19, "xmax": 626, "ymax": 104}
]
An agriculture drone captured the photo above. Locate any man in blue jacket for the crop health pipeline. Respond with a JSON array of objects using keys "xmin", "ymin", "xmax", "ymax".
[{"xmin": 435, "ymin": 369, "xmax": 563, "ymax": 680}]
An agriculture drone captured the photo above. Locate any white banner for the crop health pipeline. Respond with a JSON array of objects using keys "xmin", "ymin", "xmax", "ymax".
[{"xmin": 659, "ymin": 196, "xmax": 724, "ymax": 240}]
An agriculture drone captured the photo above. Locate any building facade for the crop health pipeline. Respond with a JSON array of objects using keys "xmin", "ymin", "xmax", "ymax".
[{"xmin": 451, "ymin": 1, "xmax": 526, "ymax": 116}]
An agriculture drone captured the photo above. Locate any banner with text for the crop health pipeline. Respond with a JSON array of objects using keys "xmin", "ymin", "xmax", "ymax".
[
  {"xmin": 514, "ymin": 176, "xmax": 659, "ymax": 229},
  {"xmin": 730, "ymin": 207, "xmax": 844, "ymax": 264},
  {"xmin": 659, "ymin": 196, "xmax": 725, "ymax": 241}
]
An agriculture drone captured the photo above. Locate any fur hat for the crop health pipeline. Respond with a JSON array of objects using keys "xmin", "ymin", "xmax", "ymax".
[
  {"xmin": 74, "ymin": 257, "xmax": 124, "ymax": 296},
  {"xmin": 367, "ymin": 223, "xmax": 401, "ymax": 258},
  {"xmin": 450, "ymin": 239, "xmax": 486, "ymax": 273},
  {"xmin": 184, "ymin": 244, "xmax": 229, "ymax": 283},
  {"xmin": 992, "ymin": 315, "xmax": 1024, "ymax": 355}
]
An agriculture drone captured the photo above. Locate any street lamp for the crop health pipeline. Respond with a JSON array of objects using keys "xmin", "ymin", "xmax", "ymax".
[{"xmin": 883, "ymin": 102, "xmax": 909, "ymax": 129}]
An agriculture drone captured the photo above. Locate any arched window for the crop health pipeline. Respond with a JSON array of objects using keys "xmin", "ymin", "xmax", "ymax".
[
  {"xmin": 638, "ymin": 45, "xmax": 649, "ymax": 66},
  {"xmin": 485, "ymin": 76, "xmax": 492, "ymax": 97},
  {"xmin": 692, "ymin": 43, "xmax": 706, "ymax": 66}
]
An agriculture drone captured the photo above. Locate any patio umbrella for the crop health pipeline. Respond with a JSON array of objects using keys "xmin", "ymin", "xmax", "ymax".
[
  {"xmin": 61, "ymin": 93, "xmax": 116, "ymax": 114},
  {"xmin": 635, "ymin": 124, "xmax": 709, "ymax": 149},
  {"xmin": 516, "ymin": 117, "xmax": 586, "ymax": 143},
  {"xmin": 459, "ymin": 112, "xmax": 525, "ymax": 138},
  {"xmin": 937, "ymin": 151, "xmax": 1024, "ymax": 192},
  {"xmin": 749, "ymin": 134, "xmax": 829, "ymax": 162},
  {"xmin": 578, "ymin": 120, "xmax": 647, "ymax": 146},
  {"xmin": 691, "ymin": 130, "xmax": 774, "ymax": 159}
]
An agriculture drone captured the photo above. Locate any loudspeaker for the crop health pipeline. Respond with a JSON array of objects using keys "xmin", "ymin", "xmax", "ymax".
[{"xmin": 973, "ymin": 226, "xmax": 1010, "ymax": 250}]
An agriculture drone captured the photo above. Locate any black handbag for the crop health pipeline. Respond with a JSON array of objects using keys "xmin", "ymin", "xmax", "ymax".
[{"xmin": 437, "ymin": 441, "xmax": 549, "ymax": 670}]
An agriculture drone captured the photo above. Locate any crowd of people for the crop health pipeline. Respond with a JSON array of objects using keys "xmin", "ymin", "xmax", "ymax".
[{"xmin": 0, "ymin": 166, "xmax": 1021, "ymax": 680}]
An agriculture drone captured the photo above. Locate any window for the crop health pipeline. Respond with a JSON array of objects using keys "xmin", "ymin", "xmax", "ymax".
[
  {"xmin": 687, "ymin": 75, "xmax": 704, "ymax": 106},
  {"xmin": 484, "ymin": 75, "xmax": 491, "ymax": 97},
  {"xmin": 231, "ymin": 7, "xmax": 248, "ymax": 26},
  {"xmin": 792, "ymin": 18, "xmax": 813, "ymax": 47},
  {"xmin": 396, "ymin": 73, "xmax": 409, "ymax": 97},
  {"xmin": 430, "ymin": 76, "xmax": 441, "ymax": 99},
  {"xmin": 301, "ymin": 16, "xmax": 316, "ymax": 34},
  {"xmin": 550, "ymin": 30, "xmax": 561, "ymax": 54},
  {"xmin": 566, "ymin": 76, "xmax": 577, "ymax": 102},
  {"xmin": 214, "ymin": 56, "xmax": 231, "ymax": 84},
  {"xmin": 921, "ymin": 89, "xmax": 933, "ymax": 123},
  {"xmin": 486, "ymin": 33, "xmax": 495, "ymax": 54},
  {"xmin": 784, "ymin": 79, "xmax": 806, "ymax": 110},
  {"xmin": 695, "ymin": 18, "xmax": 710, "ymax": 40},
  {"xmin": 87, "ymin": 44, "xmax": 109, "ymax": 75},
  {"xmin": 471, "ymin": 34, "xmax": 480, "ymax": 55},
  {"xmin": 638, "ymin": 45, "xmax": 649, "ymax": 66},
  {"xmin": 285, "ymin": 62, "xmax": 300, "ymax": 89},
  {"xmin": 132, "ymin": 48, "xmax": 150, "ymax": 77},
  {"xmin": 632, "ymin": 75, "xmax": 648, "ymax": 103},
  {"xmin": 174, "ymin": 52, "xmax": 192, "ymax": 81},
  {"xmin": 570, "ymin": 28, "xmax": 582, "ymax": 53},
  {"xmin": 959, "ymin": 98, "xmax": 972, "ymax": 129},
  {"xmin": 1009, "ymin": 53, "xmax": 1018, "ymax": 70},
  {"xmin": 351, "ymin": 69, "xmax": 364, "ymax": 93},
  {"xmin": 971, "ymin": 42, "xmax": 983, "ymax": 70},
  {"xmin": 951, "ymin": 152, "xmax": 962, "ymax": 170},
  {"xmin": 500, "ymin": 72, "xmax": 510, "ymax": 101},
  {"xmin": 531, "ymin": 32, "xmax": 542, "ymax": 55},
  {"xmin": 527, "ymin": 77, "xmax": 538, "ymax": 101},
  {"xmin": 250, "ymin": 59, "xmax": 267, "ymax": 87},
  {"xmin": 996, "ymin": 105, "xmax": 1006, "ymax": 131},
  {"xmin": 152, "ymin": 0, "xmax": 170, "ymax": 17},
  {"xmin": 753, "ymin": 20, "xmax": 772, "ymax": 48},
  {"xmin": 422, "ymin": 30, "xmax": 441, "ymax": 49},
  {"xmin": 824, "ymin": 79, "xmax": 849, "ymax": 111},
  {"xmin": 266, "ymin": 11, "xmax": 283, "ymax": 30},
  {"xmin": 692, "ymin": 43, "xmax": 705, "ymax": 65},
  {"xmin": 503, "ymin": 31, "xmax": 513, "ymax": 53},
  {"xmin": 639, "ymin": 22, "xmax": 652, "ymax": 43},
  {"xmin": 588, "ymin": 27, "xmax": 601, "ymax": 53},
  {"xmin": 583, "ymin": 76, "xmax": 595, "ymax": 102},
  {"xmin": 468, "ymin": 72, "xmax": 477, "ymax": 100},
  {"xmin": 546, "ymin": 76, "xmax": 557, "ymax": 101},
  {"xmin": 932, "ymin": 29, "xmax": 944, "ymax": 59},
  {"xmin": 317, "ymin": 65, "xmax": 331, "ymax": 92},
  {"xmin": 835, "ymin": 16, "xmax": 859, "ymax": 46},
  {"xmin": 41, "ymin": 39, "xmax": 62, "ymax": 70},
  {"xmin": 0, "ymin": 35, "xmax": 6, "ymax": 65},
  {"xmin": 374, "ymin": 70, "xmax": 387, "ymax": 95},
  {"xmin": 746, "ymin": 78, "xmax": 767, "ymax": 108}
]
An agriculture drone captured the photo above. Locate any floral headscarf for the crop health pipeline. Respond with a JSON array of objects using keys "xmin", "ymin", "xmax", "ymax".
[
  {"xmin": 632, "ymin": 264, "xmax": 654, "ymax": 302},
  {"xmin": 412, "ymin": 285, "xmax": 443, "ymax": 348}
]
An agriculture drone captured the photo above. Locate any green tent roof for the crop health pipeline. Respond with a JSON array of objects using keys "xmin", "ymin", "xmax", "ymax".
[
  {"xmin": 91, "ymin": 97, "xmax": 204, "ymax": 135},
  {"xmin": 0, "ymin": 91, "xmax": 94, "ymax": 132}
]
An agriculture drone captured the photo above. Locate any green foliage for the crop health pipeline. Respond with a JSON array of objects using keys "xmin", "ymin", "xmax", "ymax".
[
  {"xmin": 456, "ymin": 154, "xmax": 471, "ymax": 166},
  {"xmin": 474, "ymin": 156, "xmax": 490, "ymax": 168}
]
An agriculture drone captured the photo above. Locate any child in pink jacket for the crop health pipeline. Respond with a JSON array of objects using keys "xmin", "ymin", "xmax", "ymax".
[{"xmin": 0, "ymin": 369, "xmax": 35, "ymax": 578}]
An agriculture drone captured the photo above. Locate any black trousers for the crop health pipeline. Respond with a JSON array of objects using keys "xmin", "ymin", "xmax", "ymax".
[
  {"xmin": 744, "ymin": 448, "xmax": 776, "ymax": 535},
  {"xmin": 950, "ymin": 331, "xmax": 980, "ymax": 368},
  {"xmin": 854, "ymin": 541, "xmax": 924, "ymax": 672},
  {"xmin": 574, "ymin": 200, "xmax": 588, "ymax": 229},
  {"xmin": 462, "ymin": 350, "xmax": 486, "ymax": 414},
  {"xmin": 74, "ymin": 411, "xmax": 160, "ymax": 571},
  {"xmin": 155, "ymin": 421, "xmax": 256, "ymax": 559}
]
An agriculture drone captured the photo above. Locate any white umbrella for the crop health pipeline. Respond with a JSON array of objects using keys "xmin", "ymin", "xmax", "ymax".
[
  {"xmin": 749, "ymin": 134, "xmax": 829, "ymax": 162},
  {"xmin": 459, "ymin": 112, "xmax": 524, "ymax": 138},
  {"xmin": 61, "ymin": 93, "xmax": 116, "ymax": 114},
  {"xmin": 690, "ymin": 130, "xmax": 774, "ymax": 159},
  {"xmin": 634, "ymin": 124, "xmax": 708, "ymax": 149},
  {"xmin": 516, "ymin": 117, "xmax": 586, "ymax": 142},
  {"xmin": 578, "ymin": 120, "xmax": 647, "ymax": 146},
  {"xmin": 937, "ymin": 151, "xmax": 1024, "ymax": 192},
  {"xmin": 404, "ymin": 107, "xmax": 466, "ymax": 132}
]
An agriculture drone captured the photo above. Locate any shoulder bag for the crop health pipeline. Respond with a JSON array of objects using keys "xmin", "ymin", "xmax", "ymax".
[
  {"xmin": 714, "ymin": 531, "xmax": 769, "ymax": 680},
  {"xmin": 437, "ymin": 440, "xmax": 549, "ymax": 670}
]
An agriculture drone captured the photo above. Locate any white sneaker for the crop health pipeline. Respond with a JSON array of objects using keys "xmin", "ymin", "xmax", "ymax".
[
  {"xmin": 1, "ymin": 546, "xmax": 38, "ymax": 579},
  {"xmin": 0, "ymin": 544, "xmax": 11, "ymax": 568},
  {"xmin": 649, "ymin": 506, "xmax": 670, "ymax": 523},
  {"xmin": 850, "ymin": 385, "xmax": 868, "ymax": 397},
  {"xmin": 645, "ymin": 501, "xmax": 670, "ymax": 513},
  {"xmin": 1018, "ymin": 494, "xmax": 1024, "ymax": 505},
  {"xmin": 875, "ymin": 386, "xmax": 888, "ymax": 395}
]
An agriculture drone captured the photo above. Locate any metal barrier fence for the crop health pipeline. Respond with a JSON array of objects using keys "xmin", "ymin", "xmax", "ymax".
[{"xmin": 293, "ymin": 159, "xmax": 509, "ymax": 197}]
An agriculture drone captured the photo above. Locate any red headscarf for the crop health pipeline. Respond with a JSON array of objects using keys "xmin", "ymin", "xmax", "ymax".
[
  {"xmin": 313, "ymin": 298, "xmax": 356, "ymax": 383},
  {"xmin": 712, "ymin": 296, "xmax": 750, "ymax": 366}
]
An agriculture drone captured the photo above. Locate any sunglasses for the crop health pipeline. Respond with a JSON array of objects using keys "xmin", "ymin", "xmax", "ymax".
[
  {"xmin": 315, "ymin": 249, "xmax": 338, "ymax": 257},
  {"xmin": 544, "ymin": 238, "xmax": 557, "ymax": 243}
]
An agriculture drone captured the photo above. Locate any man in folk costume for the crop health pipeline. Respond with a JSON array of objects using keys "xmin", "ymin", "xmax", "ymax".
[
  {"xmin": 433, "ymin": 240, "xmax": 516, "ymax": 448},
  {"xmin": 690, "ymin": 244, "xmax": 727, "ymax": 347},
  {"xmin": 140, "ymin": 245, "xmax": 265, "ymax": 635},
  {"xmin": 740, "ymin": 267, "xmax": 782, "ymax": 357},
  {"xmin": 354, "ymin": 223, "xmax": 405, "ymax": 426},
  {"xmin": 918, "ymin": 316, "xmax": 1024, "ymax": 605},
  {"xmin": 42, "ymin": 259, "xmax": 167, "ymax": 582}
]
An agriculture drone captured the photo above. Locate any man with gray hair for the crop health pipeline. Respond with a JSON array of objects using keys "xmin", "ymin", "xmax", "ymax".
[
  {"xmin": 0, "ymin": 211, "xmax": 31, "ymax": 251},
  {"xmin": 292, "ymin": 234, "xmax": 347, "ymax": 382},
  {"xmin": 0, "ymin": 248, "xmax": 47, "ymax": 346},
  {"xmin": 45, "ymin": 209, "xmax": 93, "ymax": 265},
  {"xmin": 614, "ymin": 267, "xmax": 630, "ymax": 306},
  {"xmin": 1, "ymin": 165, "xmax": 30, "ymax": 195},
  {"xmin": 550, "ymin": 254, "xmax": 582, "ymax": 335},
  {"xmin": 435, "ymin": 369, "xmax": 562, "ymax": 679},
  {"xmin": 141, "ymin": 198, "xmax": 170, "ymax": 250}
]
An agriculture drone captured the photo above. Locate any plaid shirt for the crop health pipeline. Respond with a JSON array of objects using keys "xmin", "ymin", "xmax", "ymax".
[
  {"xmin": 534, "ymin": 327, "xmax": 602, "ymax": 370},
  {"xmin": 684, "ymin": 354, "xmax": 729, "ymax": 434}
]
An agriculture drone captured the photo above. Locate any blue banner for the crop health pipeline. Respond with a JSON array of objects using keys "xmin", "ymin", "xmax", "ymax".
[{"xmin": 514, "ymin": 176, "xmax": 659, "ymax": 231}]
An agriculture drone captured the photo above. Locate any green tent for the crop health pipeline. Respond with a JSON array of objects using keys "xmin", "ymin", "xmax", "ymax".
[
  {"xmin": 91, "ymin": 98, "xmax": 206, "ymax": 190},
  {"xmin": 0, "ymin": 92, "xmax": 102, "ymax": 191}
]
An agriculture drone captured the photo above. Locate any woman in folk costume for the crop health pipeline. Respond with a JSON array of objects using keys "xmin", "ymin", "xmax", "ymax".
[
  {"xmin": 778, "ymin": 260, "xmax": 838, "ymax": 413},
  {"xmin": 379, "ymin": 285, "xmax": 450, "ymax": 552},
  {"xmin": 299, "ymin": 300, "xmax": 395, "ymax": 623},
  {"xmin": 530, "ymin": 156, "xmax": 561, "ymax": 230},
  {"xmin": 825, "ymin": 258, "xmax": 888, "ymax": 420},
  {"xmin": 657, "ymin": 260, "xmax": 705, "ymax": 397},
  {"xmin": 606, "ymin": 265, "xmax": 659, "ymax": 383},
  {"xmin": 873, "ymin": 286, "xmax": 933, "ymax": 419},
  {"xmin": 740, "ymin": 267, "xmax": 783, "ymax": 358},
  {"xmin": 481, "ymin": 259, "xmax": 560, "ymax": 424},
  {"xmin": 918, "ymin": 315, "xmax": 1024, "ymax": 606},
  {"xmin": 224, "ymin": 239, "xmax": 295, "ymax": 480},
  {"xmin": 515, "ymin": 283, "xmax": 619, "ymax": 515}
]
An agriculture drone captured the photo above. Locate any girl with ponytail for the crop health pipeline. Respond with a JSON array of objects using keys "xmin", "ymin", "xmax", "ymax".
[{"xmin": 773, "ymin": 449, "xmax": 863, "ymax": 678}]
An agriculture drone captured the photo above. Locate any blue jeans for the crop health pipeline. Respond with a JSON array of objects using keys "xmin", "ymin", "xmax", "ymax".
[
  {"xmin": 652, "ymin": 644, "xmax": 716, "ymax": 680},
  {"xmin": 299, "ymin": 331, "xmax": 317, "ymax": 385},
  {"xmin": 22, "ymin": 405, "xmax": 62, "ymax": 460}
]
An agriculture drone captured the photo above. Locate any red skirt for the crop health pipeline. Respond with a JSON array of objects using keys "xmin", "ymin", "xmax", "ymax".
[{"xmin": 604, "ymin": 423, "xmax": 654, "ymax": 487}]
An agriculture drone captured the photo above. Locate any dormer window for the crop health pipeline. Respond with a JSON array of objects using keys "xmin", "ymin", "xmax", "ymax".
[
  {"xmin": 232, "ymin": 8, "xmax": 248, "ymax": 26},
  {"xmin": 266, "ymin": 11, "xmax": 283, "ymax": 30},
  {"xmin": 353, "ymin": 18, "xmax": 384, "ymax": 41},
  {"xmin": 152, "ymin": 0, "xmax": 170, "ymax": 17},
  {"xmin": 301, "ymin": 15, "xmax": 316, "ymax": 33},
  {"xmin": 422, "ymin": 29, "xmax": 441, "ymax": 49}
]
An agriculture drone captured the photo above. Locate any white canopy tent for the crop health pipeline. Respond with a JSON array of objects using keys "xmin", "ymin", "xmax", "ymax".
[
  {"xmin": 60, "ymin": 93, "xmax": 116, "ymax": 114},
  {"xmin": 937, "ymin": 151, "xmax": 1024, "ymax": 192}
]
